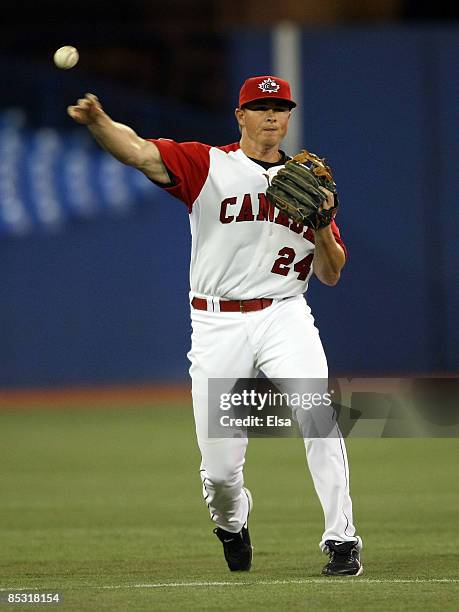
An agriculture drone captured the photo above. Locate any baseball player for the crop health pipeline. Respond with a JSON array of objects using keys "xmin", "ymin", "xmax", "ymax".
[{"xmin": 68, "ymin": 75, "xmax": 363, "ymax": 576}]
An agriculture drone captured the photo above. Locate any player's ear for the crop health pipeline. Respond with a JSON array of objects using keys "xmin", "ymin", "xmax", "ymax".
[{"xmin": 235, "ymin": 106, "xmax": 245, "ymax": 129}]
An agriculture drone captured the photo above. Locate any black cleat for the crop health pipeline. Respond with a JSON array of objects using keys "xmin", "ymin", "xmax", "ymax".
[
  {"xmin": 321, "ymin": 540, "xmax": 363, "ymax": 576},
  {"xmin": 213, "ymin": 488, "xmax": 253, "ymax": 572},
  {"xmin": 214, "ymin": 525, "xmax": 252, "ymax": 571}
]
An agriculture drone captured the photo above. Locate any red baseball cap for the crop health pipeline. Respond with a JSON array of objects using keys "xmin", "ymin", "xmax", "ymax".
[{"xmin": 238, "ymin": 75, "xmax": 296, "ymax": 109}]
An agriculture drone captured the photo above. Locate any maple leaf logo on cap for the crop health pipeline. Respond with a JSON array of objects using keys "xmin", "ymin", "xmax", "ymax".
[{"xmin": 257, "ymin": 77, "xmax": 280, "ymax": 94}]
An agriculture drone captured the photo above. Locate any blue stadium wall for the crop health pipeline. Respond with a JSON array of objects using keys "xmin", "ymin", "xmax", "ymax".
[{"xmin": 1, "ymin": 26, "xmax": 458, "ymax": 387}]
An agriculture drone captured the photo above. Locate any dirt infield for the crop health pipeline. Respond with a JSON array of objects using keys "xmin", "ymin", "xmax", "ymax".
[{"xmin": 0, "ymin": 383, "xmax": 191, "ymax": 409}]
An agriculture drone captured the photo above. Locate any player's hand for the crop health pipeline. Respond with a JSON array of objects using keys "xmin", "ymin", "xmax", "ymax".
[
  {"xmin": 314, "ymin": 187, "xmax": 336, "ymax": 233},
  {"xmin": 319, "ymin": 187, "xmax": 335, "ymax": 211},
  {"xmin": 67, "ymin": 93, "xmax": 104, "ymax": 125}
]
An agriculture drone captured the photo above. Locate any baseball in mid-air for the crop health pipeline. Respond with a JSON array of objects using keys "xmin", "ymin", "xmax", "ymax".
[{"xmin": 53, "ymin": 46, "xmax": 79, "ymax": 70}]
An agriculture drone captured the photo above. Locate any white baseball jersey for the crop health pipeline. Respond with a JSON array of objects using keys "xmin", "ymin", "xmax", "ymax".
[{"xmin": 150, "ymin": 140, "xmax": 346, "ymax": 300}]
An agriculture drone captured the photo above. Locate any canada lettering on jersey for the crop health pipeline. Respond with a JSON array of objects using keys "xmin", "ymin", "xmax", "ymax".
[{"xmin": 219, "ymin": 192, "xmax": 315, "ymax": 243}]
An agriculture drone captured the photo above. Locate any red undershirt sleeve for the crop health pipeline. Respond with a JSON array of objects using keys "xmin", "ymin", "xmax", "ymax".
[
  {"xmin": 330, "ymin": 220, "xmax": 348, "ymax": 259},
  {"xmin": 146, "ymin": 139, "xmax": 211, "ymax": 212}
]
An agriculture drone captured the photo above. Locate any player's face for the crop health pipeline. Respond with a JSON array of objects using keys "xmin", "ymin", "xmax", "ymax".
[{"xmin": 237, "ymin": 100, "xmax": 291, "ymax": 146}]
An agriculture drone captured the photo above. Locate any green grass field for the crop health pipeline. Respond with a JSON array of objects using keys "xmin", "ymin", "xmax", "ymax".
[{"xmin": 0, "ymin": 399, "xmax": 457, "ymax": 611}]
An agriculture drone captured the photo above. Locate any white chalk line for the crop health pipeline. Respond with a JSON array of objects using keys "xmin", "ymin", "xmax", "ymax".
[
  {"xmin": 99, "ymin": 578, "xmax": 457, "ymax": 589},
  {"xmin": 2, "ymin": 578, "xmax": 458, "ymax": 592}
]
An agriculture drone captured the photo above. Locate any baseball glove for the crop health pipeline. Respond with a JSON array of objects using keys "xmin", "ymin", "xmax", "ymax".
[{"xmin": 266, "ymin": 150, "xmax": 339, "ymax": 230}]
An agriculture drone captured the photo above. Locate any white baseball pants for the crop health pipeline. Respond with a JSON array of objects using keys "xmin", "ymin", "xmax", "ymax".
[{"xmin": 187, "ymin": 295, "xmax": 361, "ymax": 551}]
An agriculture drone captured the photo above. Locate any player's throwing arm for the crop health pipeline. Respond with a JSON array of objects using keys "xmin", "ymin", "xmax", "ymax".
[{"xmin": 67, "ymin": 93, "xmax": 170, "ymax": 184}]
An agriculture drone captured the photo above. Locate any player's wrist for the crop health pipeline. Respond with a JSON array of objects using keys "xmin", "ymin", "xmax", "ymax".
[
  {"xmin": 314, "ymin": 223, "xmax": 333, "ymax": 236},
  {"xmin": 87, "ymin": 111, "xmax": 109, "ymax": 130}
]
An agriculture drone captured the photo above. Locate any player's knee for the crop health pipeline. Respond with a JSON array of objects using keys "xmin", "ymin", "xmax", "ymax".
[{"xmin": 203, "ymin": 465, "xmax": 242, "ymax": 489}]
